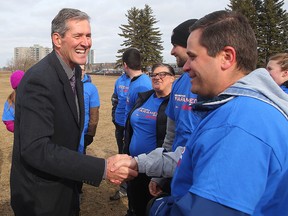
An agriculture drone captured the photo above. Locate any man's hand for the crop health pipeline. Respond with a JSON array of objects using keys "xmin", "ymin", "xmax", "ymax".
[
  {"xmin": 149, "ymin": 180, "xmax": 163, "ymax": 197},
  {"xmin": 111, "ymin": 157, "xmax": 138, "ymax": 173},
  {"xmin": 106, "ymin": 154, "xmax": 138, "ymax": 185}
]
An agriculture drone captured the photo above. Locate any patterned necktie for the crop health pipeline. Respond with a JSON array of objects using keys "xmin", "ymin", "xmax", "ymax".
[{"xmin": 70, "ymin": 74, "xmax": 76, "ymax": 95}]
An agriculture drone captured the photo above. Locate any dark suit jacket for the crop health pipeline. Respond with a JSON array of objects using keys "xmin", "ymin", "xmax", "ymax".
[{"xmin": 10, "ymin": 51, "xmax": 105, "ymax": 216}]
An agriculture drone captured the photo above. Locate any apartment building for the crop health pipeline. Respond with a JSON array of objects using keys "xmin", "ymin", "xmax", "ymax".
[{"xmin": 14, "ymin": 44, "xmax": 52, "ymax": 62}]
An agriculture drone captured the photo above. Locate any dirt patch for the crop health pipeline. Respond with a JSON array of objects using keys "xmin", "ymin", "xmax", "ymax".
[{"xmin": 0, "ymin": 72, "xmax": 128, "ymax": 215}]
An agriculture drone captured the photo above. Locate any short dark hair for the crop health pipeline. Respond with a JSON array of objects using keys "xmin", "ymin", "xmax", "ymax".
[
  {"xmin": 122, "ymin": 48, "xmax": 142, "ymax": 70},
  {"xmin": 190, "ymin": 10, "xmax": 258, "ymax": 73}
]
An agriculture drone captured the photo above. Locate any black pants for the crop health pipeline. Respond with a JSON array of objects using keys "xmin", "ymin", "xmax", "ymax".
[
  {"xmin": 72, "ymin": 183, "xmax": 80, "ymax": 216},
  {"xmin": 114, "ymin": 122, "xmax": 125, "ymax": 154},
  {"xmin": 126, "ymin": 173, "xmax": 153, "ymax": 216}
]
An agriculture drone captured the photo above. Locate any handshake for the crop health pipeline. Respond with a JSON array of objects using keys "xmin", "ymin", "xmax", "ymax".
[{"xmin": 106, "ymin": 154, "xmax": 138, "ymax": 184}]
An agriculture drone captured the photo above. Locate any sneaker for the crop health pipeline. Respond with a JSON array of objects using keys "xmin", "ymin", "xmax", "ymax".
[{"xmin": 109, "ymin": 190, "xmax": 127, "ymax": 201}]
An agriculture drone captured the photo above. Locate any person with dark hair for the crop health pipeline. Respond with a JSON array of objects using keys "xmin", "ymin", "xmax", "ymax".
[
  {"xmin": 124, "ymin": 63, "xmax": 175, "ymax": 216},
  {"xmin": 123, "ymin": 47, "xmax": 152, "ymax": 122},
  {"xmin": 9, "ymin": 8, "xmax": 136, "ymax": 216},
  {"xmin": 148, "ymin": 19, "xmax": 199, "ymax": 197},
  {"xmin": 266, "ymin": 53, "xmax": 288, "ymax": 93},
  {"xmin": 2, "ymin": 70, "xmax": 25, "ymax": 133},
  {"xmin": 110, "ymin": 47, "xmax": 151, "ymax": 201}
]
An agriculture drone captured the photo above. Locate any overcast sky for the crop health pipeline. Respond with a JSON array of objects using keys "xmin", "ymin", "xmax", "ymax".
[{"xmin": 0, "ymin": 0, "xmax": 287, "ymax": 68}]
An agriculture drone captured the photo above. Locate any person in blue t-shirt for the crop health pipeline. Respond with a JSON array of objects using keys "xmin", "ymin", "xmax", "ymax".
[
  {"xmin": 121, "ymin": 47, "xmax": 152, "ymax": 215},
  {"xmin": 111, "ymin": 73, "xmax": 130, "ymax": 154},
  {"xmin": 78, "ymin": 65, "xmax": 100, "ymax": 154},
  {"xmin": 2, "ymin": 70, "xmax": 25, "ymax": 133},
  {"xmin": 165, "ymin": 19, "xmax": 199, "ymax": 152},
  {"xmin": 111, "ymin": 47, "xmax": 152, "ymax": 201},
  {"xmin": 266, "ymin": 53, "xmax": 288, "ymax": 94},
  {"xmin": 149, "ymin": 19, "xmax": 199, "ymax": 197},
  {"xmin": 122, "ymin": 48, "xmax": 152, "ymax": 124},
  {"xmin": 124, "ymin": 63, "xmax": 175, "ymax": 216}
]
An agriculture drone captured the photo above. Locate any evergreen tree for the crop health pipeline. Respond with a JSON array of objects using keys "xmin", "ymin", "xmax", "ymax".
[
  {"xmin": 116, "ymin": 4, "xmax": 163, "ymax": 71},
  {"xmin": 283, "ymin": 12, "xmax": 288, "ymax": 52},
  {"xmin": 227, "ymin": 0, "xmax": 288, "ymax": 67},
  {"xmin": 258, "ymin": 0, "xmax": 288, "ymax": 65}
]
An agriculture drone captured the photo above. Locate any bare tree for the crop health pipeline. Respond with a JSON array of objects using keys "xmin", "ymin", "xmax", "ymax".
[{"xmin": 6, "ymin": 56, "xmax": 37, "ymax": 72}]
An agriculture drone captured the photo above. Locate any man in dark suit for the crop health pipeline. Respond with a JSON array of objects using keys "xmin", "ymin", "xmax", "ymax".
[{"xmin": 10, "ymin": 8, "xmax": 137, "ymax": 216}]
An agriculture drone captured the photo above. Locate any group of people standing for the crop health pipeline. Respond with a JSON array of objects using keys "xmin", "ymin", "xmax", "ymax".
[
  {"xmin": 111, "ymin": 11, "xmax": 288, "ymax": 216},
  {"xmin": 2, "ymin": 7, "xmax": 288, "ymax": 216},
  {"xmin": 109, "ymin": 18, "xmax": 200, "ymax": 216}
]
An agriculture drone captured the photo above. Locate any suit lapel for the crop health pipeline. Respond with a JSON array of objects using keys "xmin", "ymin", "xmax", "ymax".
[
  {"xmin": 75, "ymin": 66, "xmax": 84, "ymax": 131},
  {"xmin": 50, "ymin": 51, "xmax": 79, "ymax": 125}
]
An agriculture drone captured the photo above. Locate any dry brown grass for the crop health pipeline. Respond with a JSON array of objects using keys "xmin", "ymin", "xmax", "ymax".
[{"xmin": 0, "ymin": 72, "xmax": 128, "ymax": 215}]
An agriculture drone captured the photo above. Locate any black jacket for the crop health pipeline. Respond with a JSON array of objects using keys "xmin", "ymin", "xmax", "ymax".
[
  {"xmin": 123, "ymin": 89, "xmax": 170, "ymax": 155},
  {"xmin": 10, "ymin": 51, "xmax": 105, "ymax": 216}
]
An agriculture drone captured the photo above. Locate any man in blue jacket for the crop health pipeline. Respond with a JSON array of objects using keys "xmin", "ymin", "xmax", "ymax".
[{"xmin": 113, "ymin": 10, "xmax": 288, "ymax": 216}]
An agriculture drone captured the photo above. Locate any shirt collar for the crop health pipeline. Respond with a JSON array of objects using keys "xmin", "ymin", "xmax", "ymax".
[{"xmin": 55, "ymin": 52, "xmax": 75, "ymax": 79}]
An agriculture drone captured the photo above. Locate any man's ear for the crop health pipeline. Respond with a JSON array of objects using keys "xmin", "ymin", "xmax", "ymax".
[
  {"xmin": 52, "ymin": 33, "xmax": 61, "ymax": 48},
  {"xmin": 123, "ymin": 62, "xmax": 128, "ymax": 69},
  {"xmin": 282, "ymin": 70, "xmax": 288, "ymax": 78},
  {"xmin": 220, "ymin": 46, "xmax": 236, "ymax": 70}
]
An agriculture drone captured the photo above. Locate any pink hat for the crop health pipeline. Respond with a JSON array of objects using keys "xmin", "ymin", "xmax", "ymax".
[{"xmin": 10, "ymin": 70, "xmax": 25, "ymax": 89}]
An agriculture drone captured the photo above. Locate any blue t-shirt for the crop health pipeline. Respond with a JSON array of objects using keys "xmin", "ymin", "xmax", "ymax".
[
  {"xmin": 114, "ymin": 74, "xmax": 130, "ymax": 126},
  {"xmin": 78, "ymin": 74, "xmax": 100, "ymax": 153},
  {"xmin": 125, "ymin": 74, "xmax": 152, "ymax": 122},
  {"xmin": 129, "ymin": 94, "xmax": 164, "ymax": 156},
  {"xmin": 82, "ymin": 74, "xmax": 100, "ymax": 134},
  {"xmin": 165, "ymin": 72, "xmax": 198, "ymax": 150},
  {"xmin": 2, "ymin": 100, "xmax": 15, "ymax": 121},
  {"xmin": 171, "ymin": 96, "xmax": 288, "ymax": 216}
]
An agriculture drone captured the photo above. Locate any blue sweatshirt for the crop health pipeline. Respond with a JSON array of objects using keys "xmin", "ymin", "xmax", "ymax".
[{"xmin": 150, "ymin": 69, "xmax": 288, "ymax": 216}]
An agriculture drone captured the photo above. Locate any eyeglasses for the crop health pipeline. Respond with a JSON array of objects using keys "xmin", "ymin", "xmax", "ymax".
[{"xmin": 150, "ymin": 72, "xmax": 173, "ymax": 78}]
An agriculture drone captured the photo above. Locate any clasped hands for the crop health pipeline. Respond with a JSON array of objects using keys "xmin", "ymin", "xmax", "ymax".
[{"xmin": 106, "ymin": 154, "xmax": 138, "ymax": 185}]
